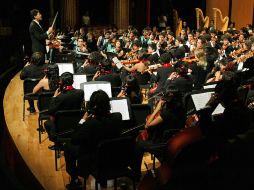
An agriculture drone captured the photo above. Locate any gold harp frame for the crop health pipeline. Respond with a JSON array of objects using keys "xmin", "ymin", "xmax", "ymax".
[
  {"xmin": 195, "ymin": 8, "xmax": 209, "ymax": 30},
  {"xmin": 173, "ymin": 9, "xmax": 182, "ymax": 37},
  {"xmin": 213, "ymin": 8, "xmax": 229, "ymax": 33}
]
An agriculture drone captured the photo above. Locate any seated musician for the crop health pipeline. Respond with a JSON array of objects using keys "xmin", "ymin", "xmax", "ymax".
[
  {"xmin": 134, "ymin": 85, "xmax": 186, "ymax": 181},
  {"xmin": 188, "ymin": 49, "xmax": 208, "ymax": 90},
  {"xmin": 63, "ymin": 90, "xmax": 123, "ymax": 190},
  {"xmin": 74, "ymin": 37, "xmax": 90, "ymax": 71},
  {"xmin": 113, "ymin": 39, "xmax": 125, "ymax": 59},
  {"xmin": 117, "ymin": 74, "xmax": 142, "ymax": 104},
  {"xmin": 20, "ymin": 52, "xmax": 47, "ymax": 113},
  {"xmin": 121, "ymin": 50, "xmax": 151, "ymax": 85},
  {"xmin": 149, "ymin": 52, "xmax": 174, "ymax": 95},
  {"xmin": 218, "ymin": 34, "xmax": 234, "ymax": 57},
  {"xmin": 164, "ymin": 61, "xmax": 193, "ymax": 97},
  {"xmin": 32, "ymin": 63, "xmax": 59, "ymax": 94},
  {"xmin": 76, "ymin": 51, "xmax": 103, "ymax": 75},
  {"xmin": 92, "ymin": 57, "xmax": 122, "ymax": 88},
  {"xmin": 44, "ymin": 72, "xmax": 84, "ymax": 147},
  {"xmin": 147, "ymin": 42, "xmax": 159, "ymax": 64}
]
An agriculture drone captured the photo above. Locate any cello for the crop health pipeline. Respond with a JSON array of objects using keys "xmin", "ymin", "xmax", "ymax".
[{"xmin": 137, "ymin": 125, "xmax": 205, "ymax": 190}]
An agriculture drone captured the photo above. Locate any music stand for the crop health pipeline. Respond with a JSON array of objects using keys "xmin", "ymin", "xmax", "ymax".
[
  {"xmin": 56, "ymin": 62, "xmax": 74, "ymax": 75},
  {"xmin": 80, "ymin": 81, "xmax": 112, "ymax": 101}
]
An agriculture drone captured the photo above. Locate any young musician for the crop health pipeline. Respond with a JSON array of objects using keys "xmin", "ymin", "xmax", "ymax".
[
  {"xmin": 63, "ymin": 90, "xmax": 123, "ymax": 190},
  {"xmin": 44, "ymin": 72, "xmax": 84, "ymax": 147}
]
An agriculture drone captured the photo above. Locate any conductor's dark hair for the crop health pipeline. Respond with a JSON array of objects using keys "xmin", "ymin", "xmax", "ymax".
[
  {"xmin": 60, "ymin": 72, "xmax": 73, "ymax": 86},
  {"xmin": 30, "ymin": 52, "xmax": 45, "ymax": 66},
  {"xmin": 87, "ymin": 90, "xmax": 111, "ymax": 116},
  {"xmin": 30, "ymin": 9, "xmax": 39, "ymax": 19}
]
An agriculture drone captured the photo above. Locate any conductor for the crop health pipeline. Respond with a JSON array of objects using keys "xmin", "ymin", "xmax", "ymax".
[{"xmin": 29, "ymin": 9, "xmax": 53, "ymax": 55}]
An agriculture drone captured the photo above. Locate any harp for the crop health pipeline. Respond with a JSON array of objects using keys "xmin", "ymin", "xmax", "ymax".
[
  {"xmin": 173, "ymin": 9, "xmax": 182, "ymax": 37},
  {"xmin": 195, "ymin": 8, "xmax": 209, "ymax": 30},
  {"xmin": 213, "ymin": 8, "xmax": 229, "ymax": 33}
]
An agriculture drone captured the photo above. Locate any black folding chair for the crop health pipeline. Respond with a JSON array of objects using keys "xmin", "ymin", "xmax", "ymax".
[
  {"xmin": 37, "ymin": 91, "xmax": 54, "ymax": 143},
  {"xmin": 53, "ymin": 109, "xmax": 84, "ymax": 171},
  {"xmin": 23, "ymin": 78, "xmax": 40, "ymax": 121},
  {"xmin": 87, "ymin": 136, "xmax": 137, "ymax": 190}
]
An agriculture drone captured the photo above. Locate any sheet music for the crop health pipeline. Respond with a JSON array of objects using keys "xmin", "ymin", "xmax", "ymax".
[
  {"xmin": 212, "ymin": 103, "xmax": 225, "ymax": 115},
  {"xmin": 75, "ymin": 51, "xmax": 90, "ymax": 56},
  {"xmin": 237, "ymin": 62, "xmax": 244, "ymax": 71},
  {"xmin": 112, "ymin": 57, "xmax": 123, "ymax": 70},
  {"xmin": 73, "ymin": 75, "xmax": 87, "ymax": 89},
  {"xmin": 191, "ymin": 91, "xmax": 214, "ymax": 111},
  {"xmin": 203, "ymin": 84, "xmax": 217, "ymax": 89},
  {"xmin": 110, "ymin": 99, "xmax": 130, "ymax": 120},
  {"xmin": 81, "ymin": 82, "xmax": 112, "ymax": 101},
  {"xmin": 56, "ymin": 63, "xmax": 74, "ymax": 75}
]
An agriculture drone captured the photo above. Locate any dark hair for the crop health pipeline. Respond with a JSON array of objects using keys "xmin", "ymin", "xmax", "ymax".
[
  {"xmin": 45, "ymin": 64, "xmax": 59, "ymax": 91},
  {"xmin": 60, "ymin": 72, "xmax": 73, "ymax": 86},
  {"xmin": 133, "ymin": 40, "xmax": 141, "ymax": 47},
  {"xmin": 30, "ymin": 52, "xmax": 45, "ymax": 66},
  {"xmin": 87, "ymin": 90, "xmax": 110, "ymax": 116},
  {"xmin": 30, "ymin": 9, "xmax": 39, "ymax": 19},
  {"xmin": 125, "ymin": 75, "xmax": 140, "ymax": 93},
  {"xmin": 148, "ymin": 43, "xmax": 157, "ymax": 51},
  {"xmin": 88, "ymin": 51, "xmax": 104, "ymax": 65},
  {"xmin": 159, "ymin": 52, "xmax": 172, "ymax": 64},
  {"xmin": 163, "ymin": 84, "xmax": 183, "ymax": 109}
]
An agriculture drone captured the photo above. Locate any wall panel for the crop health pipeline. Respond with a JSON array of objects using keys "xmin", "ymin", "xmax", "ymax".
[
  {"xmin": 206, "ymin": 0, "xmax": 229, "ymax": 30},
  {"xmin": 231, "ymin": 0, "xmax": 253, "ymax": 29}
]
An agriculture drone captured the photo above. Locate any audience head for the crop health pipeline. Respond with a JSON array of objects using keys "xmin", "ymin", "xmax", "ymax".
[{"xmin": 86, "ymin": 90, "xmax": 110, "ymax": 116}]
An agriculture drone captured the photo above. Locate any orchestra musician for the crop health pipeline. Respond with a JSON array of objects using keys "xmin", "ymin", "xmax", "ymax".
[
  {"xmin": 133, "ymin": 84, "xmax": 186, "ymax": 182},
  {"xmin": 117, "ymin": 74, "xmax": 142, "ymax": 104},
  {"xmin": 29, "ymin": 9, "xmax": 53, "ymax": 57},
  {"xmin": 188, "ymin": 49, "xmax": 208, "ymax": 90},
  {"xmin": 218, "ymin": 34, "xmax": 234, "ymax": 57}
]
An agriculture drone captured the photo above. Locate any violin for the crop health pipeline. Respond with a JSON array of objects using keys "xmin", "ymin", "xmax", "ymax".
[{"xmin": 121, "ymin": 59, "xmax": 140, "ymax": 65}]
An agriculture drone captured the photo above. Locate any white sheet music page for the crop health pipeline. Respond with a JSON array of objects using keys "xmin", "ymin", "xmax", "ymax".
[
  {"xmin": 110, "ymin": 99, "xmax": 130, "ymax": 120},
  {"xmin": 203, "ymin": 84, "xmax": 217, "ymax": 89},
  {"xmin": 191, "ymin": 91, "xmax": 214, "ymax": 111},
  {"xmin": 57, "ymin": 63, "xmax": 74, "ymax": 75},
  {"xmin": 82, "ymin": 82, "xmax": 112, "ymax": 101},
  {"xmin": 112, "ymin": 57, "xmax": 123, "ymax": 70},
  {"xmin": 212, "ymin": 103, "xmax": 225, "ymax": 115},
  {"xmin": 73, "ymin": 75, "xmax": 87, "ymax": 89}
]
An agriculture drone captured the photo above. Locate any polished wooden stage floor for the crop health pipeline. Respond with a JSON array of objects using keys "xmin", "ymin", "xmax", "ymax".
[{"xmin": 3, "ymin": 72, "xmax": 158, "ymax": 190}]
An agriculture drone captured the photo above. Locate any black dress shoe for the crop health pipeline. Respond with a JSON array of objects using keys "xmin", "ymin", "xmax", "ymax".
[
  {"xmin": 65, "ymin": 178, "xmax": 82, "ymax": 190},
  {"xmin": 37, "ymin": 126, "xmax": 45, "ymax": 133},
  {"xmin": 48, "ymin": 145, "xmax": 56, "ymax": 150}
]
